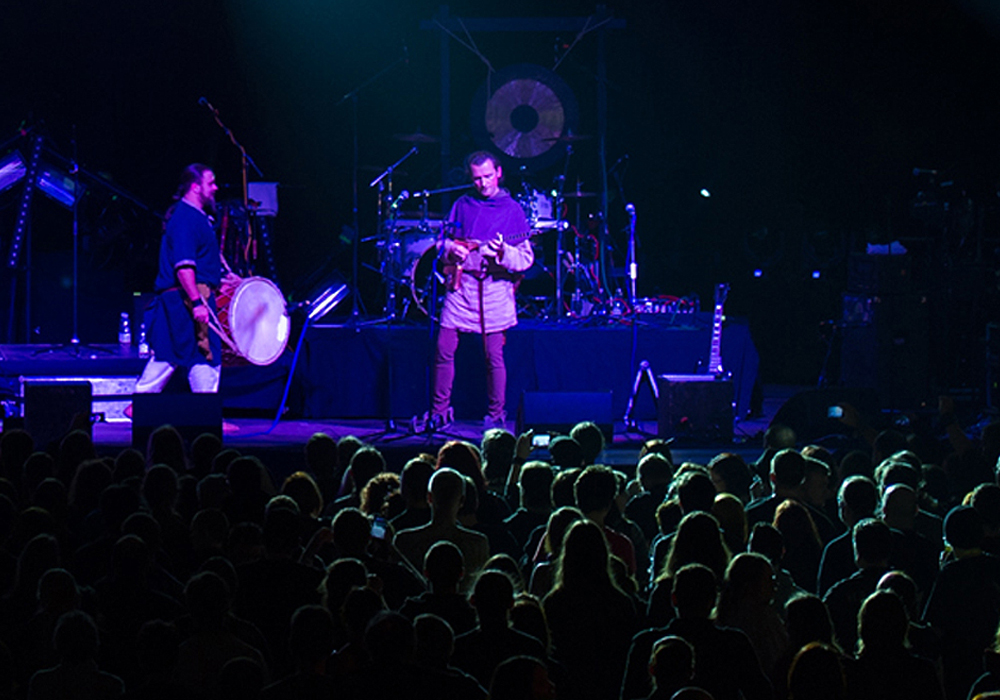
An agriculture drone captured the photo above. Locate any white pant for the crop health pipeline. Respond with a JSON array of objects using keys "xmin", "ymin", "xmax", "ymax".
[{"xmin": 135, "ymin": 359, "xmax": 220, "ymax": 394}]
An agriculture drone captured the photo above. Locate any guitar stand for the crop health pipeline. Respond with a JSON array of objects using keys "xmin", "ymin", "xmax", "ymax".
[{"xmin": 622, "ymin": 359, "xmax": 660, "ymax": 436}]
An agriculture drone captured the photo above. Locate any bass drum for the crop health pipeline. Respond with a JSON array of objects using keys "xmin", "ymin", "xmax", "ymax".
[
  {"xmin": 407, "ymin": 246, "xmax": 447, "ymax": 320},
  {"xmin": 215, "ymin": 277, "xmax": 290, "ymax": 366}
]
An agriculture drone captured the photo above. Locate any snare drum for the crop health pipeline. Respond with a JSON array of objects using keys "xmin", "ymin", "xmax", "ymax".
[{"xmin": 214, "ymin": 277, "xmax": 290, "ymax": 366}]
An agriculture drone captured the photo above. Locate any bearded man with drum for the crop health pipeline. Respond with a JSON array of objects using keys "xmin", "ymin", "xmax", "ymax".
[
  {"xmin": 135, "ymin": 164, "xmax": 237, "ymax": 394},
  {"xmin": 429, "ymin": 151, "xmax": 534, "ymax": 431}
]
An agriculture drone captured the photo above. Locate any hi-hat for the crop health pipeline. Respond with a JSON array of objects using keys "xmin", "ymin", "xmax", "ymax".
[{"xmin": 393, "ymin": 132, "xmax": 440, "ymax": 144}]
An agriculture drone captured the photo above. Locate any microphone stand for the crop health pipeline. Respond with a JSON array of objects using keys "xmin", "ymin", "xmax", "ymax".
[
  {"xmin": 362, "ymin": 146, "xmax": 420, "ymax": 441},
  {"xmin": 620, "ymin": 199, "xmax": 654, "ymax": 435},
  {"xmin": 336, "ymin": 50, "xmax": 408, "ymax": 322},
  {"xmin": 199, "ymin": 99, "xmax": 264, "ymax": 274}
]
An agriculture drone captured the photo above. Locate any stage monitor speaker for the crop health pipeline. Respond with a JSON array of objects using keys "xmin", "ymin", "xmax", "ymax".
[
  {"xmin": 131, "ymin": 393, "xmax": 222, "ymax": 450},
  {"xmin": 657, "ymin": 377, "xmax": 733, "ymax": 442},
  {"xmin": 517, "ymin": 391, "xmax": 614, "ymax": 441},
  {"xmin": 23, "ymin": 381, "xmax": 92, "ymax": 453}
]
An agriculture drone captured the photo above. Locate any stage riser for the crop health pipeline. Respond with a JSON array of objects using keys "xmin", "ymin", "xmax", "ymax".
[
  {"xmin": 300, "ymin": 317, "xmax": 758, "ymax": 422},
  {"xmin": 0, "ymin": 317, "xmax": 760, "ymax": 425}
]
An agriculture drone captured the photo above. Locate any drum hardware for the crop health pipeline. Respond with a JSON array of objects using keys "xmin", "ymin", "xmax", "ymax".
[
  {"xmin": 335, "ymin": 47, "xmax": 410, "ymax": 322},
  {"xmin": 368, "ymin": 146, "xmax": 421, "ymax": 321}
]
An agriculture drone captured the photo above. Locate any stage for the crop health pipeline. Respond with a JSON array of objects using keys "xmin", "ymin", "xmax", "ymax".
[
  {"xmin": 0, "ymin": 312, "xmax": 757, "ymax": 419},
  {"xmin": 0, "ymin": 312, "xmax": 761, "ymax": 475}
]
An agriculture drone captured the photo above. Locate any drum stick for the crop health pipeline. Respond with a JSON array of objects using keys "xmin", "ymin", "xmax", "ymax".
[{"xmin": 203, "ymin": 302, "xmax": 241, "ymax": 354}]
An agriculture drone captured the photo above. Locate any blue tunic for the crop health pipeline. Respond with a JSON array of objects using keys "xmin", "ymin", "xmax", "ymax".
[{"xmin": 147, "ymin": 201, "xmax": 222, "ymax": 367}]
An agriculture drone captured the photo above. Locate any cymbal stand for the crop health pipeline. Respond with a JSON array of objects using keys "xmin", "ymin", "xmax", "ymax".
[
  {"xmin": 553, "ymin": 145, "xmax": 574, "ymax": 319},
  {"xmin": 370, "ymin": 146, "xmax": 418, "ymax": 321},
  {"xmin": 336, "ymin": 49, "xmax": 408, "ymax": 322},
  {"xmin": 569, "ymin": 178, "xmax": 589, "ymax": 316}
]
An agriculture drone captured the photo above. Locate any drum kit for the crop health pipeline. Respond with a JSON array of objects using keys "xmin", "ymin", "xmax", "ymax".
[{"xmin": 364, "ymin": 132, "xmax": 608, "ymax": 322}]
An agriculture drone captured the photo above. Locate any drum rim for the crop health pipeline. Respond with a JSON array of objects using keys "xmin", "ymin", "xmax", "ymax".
[{"xmin": 228, "ymin": 276, "xmax": 289, "ymax": 365}]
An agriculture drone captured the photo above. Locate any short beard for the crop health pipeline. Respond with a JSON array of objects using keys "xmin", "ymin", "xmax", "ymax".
[{"xmin": 202, "ymin": 195, "xmax": 217, "ymax": 216}]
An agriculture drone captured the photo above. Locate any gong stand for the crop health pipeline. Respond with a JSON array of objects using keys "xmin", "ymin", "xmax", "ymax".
[{"xmin": 420, "ymin": 5, "xmax": 625, "ymax": 289}]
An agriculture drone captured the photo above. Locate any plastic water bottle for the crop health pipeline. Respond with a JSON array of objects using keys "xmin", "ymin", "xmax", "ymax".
[
  {"xmin": 137, "ymin": 322, "xmax": 150, "ymax": 357},
  {"xmin": 118, "ymin": 312, "xmax": 131, "ymax": 346}
]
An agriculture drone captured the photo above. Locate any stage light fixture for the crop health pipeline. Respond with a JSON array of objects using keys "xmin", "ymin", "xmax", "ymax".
[
  {"xmin": 305, "ymin": 281, "xmax": 349, "ymax": 322},
  {"xmin": 812, "ymin": 270, "xmax": 821, "ymax": 279},
  {"xmin": 0, "ymin": 152, "xmax": 26, "ymax": 193},
  {"xmin": 37, "ymin": 164, "xmax": 81, "ymax": 208},
  {"xmin": 8, "ymin": 135, "xmax": 44, "ymax": 269},
  {"xmin": 699, "ymin": 188, "xmax": 711, "ymax": 198},
  {"xmin": 753, "ymin": 269, "xmax": 763, "ymax": 278}
]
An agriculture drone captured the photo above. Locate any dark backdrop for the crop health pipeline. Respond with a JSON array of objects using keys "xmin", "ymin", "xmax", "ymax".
[{"xmin": 3, "ymin": 0, "xmax": 999, "ymax": 388}]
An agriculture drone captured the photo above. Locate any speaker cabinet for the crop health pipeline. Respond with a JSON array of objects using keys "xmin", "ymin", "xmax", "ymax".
[
  {"xmin": 517, "ymin": 391, "xmax": 614, "ymax": 441},
  {"xmin": 131, "ymin": 393, "xmax": 222, "ymax": 450},
  {"xmin": 840, "ymin": 293, "xmax": 929, "ymax": 409},
  {"xmin": 657, "ymin": 377, "xmax": 733, "ymax": 442}
]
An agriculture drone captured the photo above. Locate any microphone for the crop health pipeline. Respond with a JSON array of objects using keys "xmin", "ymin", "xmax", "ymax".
[
  {"xmin": 625, "ymin": 203, "xmax": 636, "ymax": 216},
  {"xmin": 389, "ymin": 190, "xmax": 410, "ymax": 209},
  {"xmin": 198, "ymin": 97, "xmax": 217, "ymax": 113}
]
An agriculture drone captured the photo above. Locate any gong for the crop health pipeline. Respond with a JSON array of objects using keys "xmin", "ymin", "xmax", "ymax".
[{"xmin": 470, "ymin": 63, "xmax": 580, "ymax": 171}]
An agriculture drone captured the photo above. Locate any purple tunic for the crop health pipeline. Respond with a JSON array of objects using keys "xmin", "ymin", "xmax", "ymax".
[{"xmin": 439, "ymin": 190, "xmax": 534, "ymax": 333}]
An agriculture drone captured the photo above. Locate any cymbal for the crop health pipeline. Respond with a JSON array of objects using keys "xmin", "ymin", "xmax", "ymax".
[
  {"xmin": 562, "ymin": 191, "xmax": 597, "ymax": 199},
  {"xmin": 393, "ymin": 132, "xmax": 440, "ymax": 144},
  {"xmin": 542, "ymin": 133, "xmax": 593, "ymax": 143}
]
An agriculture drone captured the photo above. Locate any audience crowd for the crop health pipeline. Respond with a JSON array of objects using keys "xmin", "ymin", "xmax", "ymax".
[{"xmin": 1, "ymin": 402, "xmax": 1000, "ymax": 699}]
